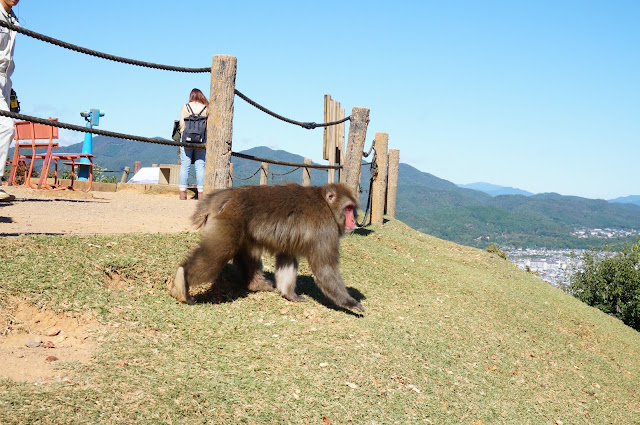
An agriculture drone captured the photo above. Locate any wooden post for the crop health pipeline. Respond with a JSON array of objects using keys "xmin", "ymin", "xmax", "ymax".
[
  {"xmin": 322, "ymin": 95, "xmax": 331, "ymax": 161},
  {"xmin": 204, "ymin": 54, "xmax": 237, "ymax": 193},
  {"xmin": 302, "ymin": 158, "xmax": 312, "ymax": 186},
  {"xmin": 337, "ymin": 105, "xmax": 345, "ymax": 183},
  {"xmin": 134, "ymin": 161, "xmax": 141, "ymax": 175},
  {"xmin": 228, "ymin": 162, "xmax": 234, "ymax": 188},
  {"xmin": 343, "ymin": 107, "xmax": 370, "ymax": 197},
  {"xmin": 260, "ymin": 162, "xmax": 269, "ymax": 185},
  {"xmin": 371, "ymin": 132, "xmax": 389, "ymax": 225},
  {"xmin": 120, "ymin": 166, "xmax": 130, "ymax": 183},
  {"xmin": 386, "ymin": 149, "xmax": 400, "ymax": 218},
  {"xmin": 324, "ymin": 96, "xmax": 346, "ymax": 184}
]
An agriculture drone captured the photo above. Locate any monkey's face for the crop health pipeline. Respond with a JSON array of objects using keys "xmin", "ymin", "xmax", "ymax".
[
  {"xmin": 343, "ymin": 204, "xmax": 357, "ymax": 233},
  {"xmin": 324, "ymin": 184, "xmax": 358, "ymax": 235}
]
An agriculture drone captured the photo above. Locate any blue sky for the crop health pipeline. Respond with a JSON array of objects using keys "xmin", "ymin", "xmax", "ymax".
[{"xmin": 11, "ymin": 1, "xmax": 639, "ymax": 200}]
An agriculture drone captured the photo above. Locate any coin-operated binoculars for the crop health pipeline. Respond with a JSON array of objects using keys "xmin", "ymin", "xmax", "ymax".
[{"xmin": 78, "ymin": 109, "xmax": 105, "ymax": 181}]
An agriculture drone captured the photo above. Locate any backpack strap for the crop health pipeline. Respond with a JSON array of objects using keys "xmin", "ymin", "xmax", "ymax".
[
  {"xmin": 185, "ymin": 103, "xmax": 194, "ymax": 115},
  {"xmin": 197, "ymin": 105, "xmax": 207, "ymax": 116}
]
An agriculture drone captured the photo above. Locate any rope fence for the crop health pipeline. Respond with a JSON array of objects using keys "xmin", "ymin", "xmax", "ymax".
[
  {"xmin": 2, "ymin": 20, "xmax": 350, "ymax": 130},
  {"xmin": 4, "ymin": 20, "xmax": 397, "ymax": 224},
  {"xmin": 0, "ymin": 20, "xmax": 210, "ymax": 73},
  {"xmin": 1, "ymin": 110, "xmax": 342, "ymax": 171}
]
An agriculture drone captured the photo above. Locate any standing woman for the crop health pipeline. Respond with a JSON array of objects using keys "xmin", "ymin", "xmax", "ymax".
[
  {"xmin": 0, "ymin": 0, "xmax": 19, "ymax": 202},
  {"xmin": 178, "ymin": 88, "xmax": 208, "ymax": 200}
]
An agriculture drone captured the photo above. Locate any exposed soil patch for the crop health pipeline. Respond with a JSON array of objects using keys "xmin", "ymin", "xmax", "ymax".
[
  {"xmin": 0, "ymin": 296, "xmax": 102, "ymax": 384},
  {"xmin": 0, "ymin": 184, "xmax": 200, "ymax": 383}
]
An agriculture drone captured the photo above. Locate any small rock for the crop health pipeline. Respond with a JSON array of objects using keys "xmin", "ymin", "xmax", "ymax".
[
  {"xmin": 25, "ymin": 340, "xmax": 41, "ymax": 348},
  {"xmin": 41, "ymin": 341, "xmax": 56, "ymax": 349},
  {"xmin": 43, "ymin": 328, "xmax": 61, "ymax": 337},
  {"xmin": 45, "ymin": 356, "xmax": 58, "ymax": 362}
]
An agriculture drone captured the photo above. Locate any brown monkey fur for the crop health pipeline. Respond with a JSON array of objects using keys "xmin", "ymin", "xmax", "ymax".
[{"xmin": 168, "ymin": 182, "xmax": 364, "ymax": 312}]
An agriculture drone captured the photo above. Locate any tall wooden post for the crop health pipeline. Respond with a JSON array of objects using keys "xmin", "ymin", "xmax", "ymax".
[
  {"xmin": 324, "ymin": 95, "xmax": 346, "ymax": 184},
  {"xmin": 302, "ymin": 158, "xmax": 312, "ymax": 186},
  {"xmin": 260, "ymin": 162, "xmax": 269, "ymax": 185},
  {"xmin": 204, "ymin": 55, "xmax": 237, "ymax": 193},
  {"xmin": 386, "ymin": 149, "xmax": 400, "ymax": 218},
  {"xmin": 337, "ymin": 105, "xmax": 345, "ymax": 183},
  {"xmin": 134, "ymin": 161, "xmax": 141, "ymax": 175},
  {"xmin": 343, "ymin": 107, "xmax": 370, "ymax": 197},
  {"xmin": 371, "ymin": 132, "xmax": 389, "ymax": 225}
]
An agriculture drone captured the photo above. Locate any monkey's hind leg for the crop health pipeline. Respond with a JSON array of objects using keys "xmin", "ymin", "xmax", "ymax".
[
  {"xmin": 168, "ymin": 266, "xmax": 194, "ymax": 305},
  {"xmin": 275, "ymin": 253, "xmax": 306, "ymax": 303},
  {"xmin": 234, "ymin": 246, "xmax": 275, "ymax": 292},
  {"xmin": 169, "ymin": 221, "xmax": 240, "ymax": 304}
]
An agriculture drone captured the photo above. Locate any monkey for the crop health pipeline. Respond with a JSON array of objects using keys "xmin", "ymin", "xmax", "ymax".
[{"xmin": 167, "ymin": 182, "xmax": 364, "ymax": 312}]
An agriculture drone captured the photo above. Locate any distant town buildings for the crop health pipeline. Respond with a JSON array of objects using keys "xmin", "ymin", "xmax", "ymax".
[
  {"xmin": 505, "ymin": 227, "xmax": 635, "ymax": 287},
  {"xmin": 506, "ymin": 247, "xmax": 585, "ymax": 287},
  {"xmin": 571, "ymin": 228, "xmax": 639, "ymax": 239}
]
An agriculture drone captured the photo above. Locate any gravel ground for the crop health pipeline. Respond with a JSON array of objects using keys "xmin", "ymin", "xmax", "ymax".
[{"xmin": 0, "ymin": 185, "xmax": 198, "ymax": 236}]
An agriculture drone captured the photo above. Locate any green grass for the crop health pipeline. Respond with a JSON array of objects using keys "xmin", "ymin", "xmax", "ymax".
[{"xmin": 1, "ymin": 220, "xmax": 639, "ymax": 424}]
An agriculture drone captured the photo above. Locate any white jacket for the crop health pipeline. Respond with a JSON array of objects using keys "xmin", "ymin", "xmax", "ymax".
[{"xmin": 0, "ymin": 8, "xmax": 18, "ymax": 77}]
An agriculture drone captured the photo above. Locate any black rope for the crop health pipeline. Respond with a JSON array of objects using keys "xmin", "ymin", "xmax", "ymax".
[
  {"xmin": 232, "ymin": 152, "xmax": 341, "ymax": 170},
  {"xmin": 4, "ymin": 21, "xmax": 356, "ymax": 131},
  {"xmin": 357, "ymin": 177, "xmax": 374, "ymax": 228},
  {"xmin": 362, "ymin": 139, "xmax": 375, "ymax": 158},
  {"xmin": 0, "ymin": 20, "xmax": 210, "ymax": 73},
  {"xmin": 234, "ymin": 89, "xmax": 351, "ymax": 130},
  {"xmin": 4, "ymin": 112, "xmax": 344, "ymax": 171},
  {"xmin": 0, "ymin": 110, "xmax": 205, "ymax": 148},
  {"xmin": 231, "ymin": 167, "xmax": 262, "ymax": 181},
  {"xmin": 269, "ymin": 167, "xmax": 301, "ymax": 177},
  {"xmin": 357, "ymin": 152, "xmax": 377, "ymax": 227}
]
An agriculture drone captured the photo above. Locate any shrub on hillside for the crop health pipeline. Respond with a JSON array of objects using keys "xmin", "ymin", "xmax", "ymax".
[
  {"xmin": 485, "ymin": 243, "xmax": 507, "ymax": 260},
  {"xmin": 568, "ymin": 241, "xmax": 640, "ymax": 331}
]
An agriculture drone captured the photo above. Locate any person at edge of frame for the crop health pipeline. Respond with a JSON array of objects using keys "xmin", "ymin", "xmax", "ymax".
[{"xmin": 0, "ymin": 0, "xmax": 19, "ymax": 201}]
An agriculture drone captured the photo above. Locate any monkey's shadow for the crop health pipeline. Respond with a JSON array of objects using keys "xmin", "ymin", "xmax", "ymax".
[
  {"xmin": 275, "ymin": 272, "xmax": 366, "ymax": 316},
  {"xmin": 192, "ymin": 265, "xmax": 365, "ymax": 316}
]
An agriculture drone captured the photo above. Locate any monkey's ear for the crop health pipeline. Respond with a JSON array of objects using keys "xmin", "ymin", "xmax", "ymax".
[{"xmin": 324, "ymin": 187, "xmax": 337, "ymax": 204}]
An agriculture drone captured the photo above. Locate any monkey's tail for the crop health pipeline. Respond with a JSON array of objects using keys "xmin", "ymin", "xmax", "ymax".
[
  {"xmin": 192, "ymin": 208, "xmax": 209, "ymax": 229},
  {"xmin": 191, "ymin": 190, "xmax": 232, "ymax": 229}
]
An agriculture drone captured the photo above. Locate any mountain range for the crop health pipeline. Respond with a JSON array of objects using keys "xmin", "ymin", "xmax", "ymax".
[
  {"xmin": 457, "ymin": 182, "xmax": 534, "ymax": 197},
  {"xmin": 25, "ymin": 136, "xmax": 640, "ymax": 249}
]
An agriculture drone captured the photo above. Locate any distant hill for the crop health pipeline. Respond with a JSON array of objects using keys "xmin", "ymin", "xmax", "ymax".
[
  {"xmin": 394, "ymin": 163, "xmax": 640, "ymax": 249},
  {"xmin": 458, "ymin": 182, "xmax": 534, "ymax": 197},
  {"xmin": 12, "ymin": 139, "xmax": 639, "ymax": 249},
  {"xmin": 610, "ymin": 195, "xmax": 640, "ymax": 207},
  {"xmin": 54, "ymin": 138, "xmax": 332, "ymax": 187},
  {"xmin": 55, "ymin": 136, "xmax": 180, "ymax": 172}
]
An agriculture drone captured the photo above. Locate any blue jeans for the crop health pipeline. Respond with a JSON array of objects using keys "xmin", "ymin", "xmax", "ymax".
[{"xmin": 179, "ymin": 147, "xmax": 206, "ymax": 191}]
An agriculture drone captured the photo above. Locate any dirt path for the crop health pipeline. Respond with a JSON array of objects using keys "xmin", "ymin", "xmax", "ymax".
[
  {"xmin": 1, "ymin": 184, "xmax": 201, "ymax": 383},
  {"xmin": 0, "ymin": 185, "xmax": 198, "ymax": 236}
]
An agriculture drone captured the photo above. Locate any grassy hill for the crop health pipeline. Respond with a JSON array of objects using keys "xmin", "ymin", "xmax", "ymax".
[{"xmin": 1, "ymin": 220, "xmax": 639, "ymax": 423}]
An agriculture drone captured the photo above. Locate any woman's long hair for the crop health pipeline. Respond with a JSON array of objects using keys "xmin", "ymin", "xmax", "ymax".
[{"xmin": 189, "ymin": 88, "xmax": 208, "ymax": 105}]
